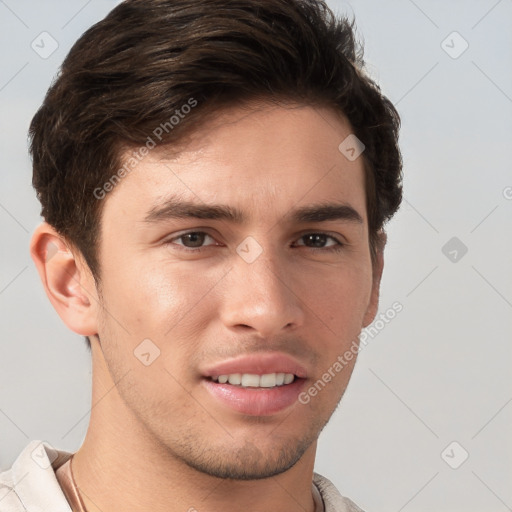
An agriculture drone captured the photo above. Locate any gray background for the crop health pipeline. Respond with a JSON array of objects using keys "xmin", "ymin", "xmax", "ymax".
[{"xmin": 1, "ymin": 1, "xmax": 511, "ymax": 511}]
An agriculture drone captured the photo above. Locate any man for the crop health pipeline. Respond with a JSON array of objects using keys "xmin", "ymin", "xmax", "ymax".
[{"xmin": 0, "ymin": 0, "xmax": 402, "ymax": 510}]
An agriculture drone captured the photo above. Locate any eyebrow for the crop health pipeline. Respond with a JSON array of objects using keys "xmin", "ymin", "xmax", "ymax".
[{"xmin": 143, "ymin": 196, "xmax": 363, "ymax": 225}]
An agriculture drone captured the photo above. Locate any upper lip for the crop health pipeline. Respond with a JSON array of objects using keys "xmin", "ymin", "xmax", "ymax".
[{"xmin": 201, "ymin": 352, "xmax": 308, "ymax": 379}]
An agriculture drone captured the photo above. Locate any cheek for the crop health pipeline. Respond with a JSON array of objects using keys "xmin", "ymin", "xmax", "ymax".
[
  {"xmin": 101, "ymin": 253, "xmax": 224, "ymax": 336},
  {"xmin": 96, "ymin": 256, "xmax": 226, "ymax": 387},
  {"xmin": 310, "ymin": 264, "xmax": 373, "ymax": 337}
]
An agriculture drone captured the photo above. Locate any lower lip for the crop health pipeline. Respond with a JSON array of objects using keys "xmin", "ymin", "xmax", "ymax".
[{"xmin": 202, "ymin": 378, "xmax": 306, "ymax": 416}]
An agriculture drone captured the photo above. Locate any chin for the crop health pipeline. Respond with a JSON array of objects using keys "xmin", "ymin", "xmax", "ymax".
[{"xmin": 174, "ymin": 432, "xmax": 316, "ymax": 481}]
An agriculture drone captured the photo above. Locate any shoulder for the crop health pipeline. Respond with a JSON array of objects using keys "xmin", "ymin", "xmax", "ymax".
[
  {"xmin": 0, "ymin": 440, "xmax": 72, "ymax": 512},
  {"xmin": 313, "ymin": 472, "xmax": 366, "ymax": 512}
]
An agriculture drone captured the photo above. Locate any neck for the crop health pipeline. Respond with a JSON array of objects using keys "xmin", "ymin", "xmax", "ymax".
[{"xmin": 71, "ymin": 343, "xmax": 319, "ymax": 512}]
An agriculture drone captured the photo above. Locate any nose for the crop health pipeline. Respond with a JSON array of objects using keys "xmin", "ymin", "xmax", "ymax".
[{"xmin": 219, "ymin": 244, "xmax": 305, "ymax": 338}]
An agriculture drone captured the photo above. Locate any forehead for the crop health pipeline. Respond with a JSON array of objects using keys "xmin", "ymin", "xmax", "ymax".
[{"xmin": 102, "ymin": 102, "xmax": 368, "ymax": 227}]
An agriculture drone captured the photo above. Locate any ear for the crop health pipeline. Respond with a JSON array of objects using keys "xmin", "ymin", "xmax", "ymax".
[
  {"xmin": 30, "ymin": 222, "xmax": 99, "ymax": 336},
  {"xmin": 362, "ymin": 230, "xmax": 386, "ymax": 328}
]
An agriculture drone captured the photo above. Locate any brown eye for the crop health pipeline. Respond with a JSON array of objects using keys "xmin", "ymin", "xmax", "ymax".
[
  {"xmin": 295, "ymin": 233, "xmax": 343, "ymax": 252},
  {"xmin": 180, "ymin": 232, "xmax": 208, "ymax": 248},
  {"xmin": 166, "ymin": 231, "xmax": 218, "ymax": 252}
]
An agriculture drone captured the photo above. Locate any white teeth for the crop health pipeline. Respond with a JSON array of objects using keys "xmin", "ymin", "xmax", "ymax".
[
  {"xmin": 241, "ymin": 374, "xmax": 260, "ymax": 387},
  {"xmin": 228, "ymin": 373, "xmax": 241, "ymax": 385},
  {"xmin": 212, "ymin": 372, "xmax": 296, "ymax": 388},
  {"xmin": 260, "ymin": 373, "xmax": 276, "ymax": 387}
]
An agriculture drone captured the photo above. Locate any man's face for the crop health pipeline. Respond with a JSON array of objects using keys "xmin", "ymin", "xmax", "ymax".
[{"xmin": 93, "ymin": 102, "xmax": 380, "ymax": 479}]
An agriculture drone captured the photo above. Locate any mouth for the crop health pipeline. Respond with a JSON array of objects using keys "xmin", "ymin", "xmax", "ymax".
[{"xmin": 201, "ymin": 352, "xmax": 308, "ymax": 416}]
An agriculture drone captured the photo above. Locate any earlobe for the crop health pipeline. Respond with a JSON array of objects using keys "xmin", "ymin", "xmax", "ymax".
[
  {"xmin": 362, "ymin": 231, "xmax": 386, "ymax": 328},
  {"xmin": 30, "ymin": 222, "xmax": 99, "ymax": 336}
]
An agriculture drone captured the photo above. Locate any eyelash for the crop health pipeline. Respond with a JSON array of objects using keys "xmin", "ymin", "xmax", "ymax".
[{"xmin": 165, "ymin": 231, "xmax": 345, "ymax": 254}]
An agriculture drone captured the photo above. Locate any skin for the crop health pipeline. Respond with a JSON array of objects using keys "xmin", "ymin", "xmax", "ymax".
[{"xmin": 31, "ymin": 101, "xmax": 385, "ymax": 512}]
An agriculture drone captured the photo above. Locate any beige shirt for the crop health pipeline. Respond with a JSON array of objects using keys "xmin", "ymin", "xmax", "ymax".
[{"xmin": 0, "ymin": 440, "xmax": 365, "ymax": 512}]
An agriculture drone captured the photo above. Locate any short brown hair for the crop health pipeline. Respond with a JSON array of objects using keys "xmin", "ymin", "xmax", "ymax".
[{"xmin": 30, "ymin": 0, "xmax": 402, "ymax": 287}]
